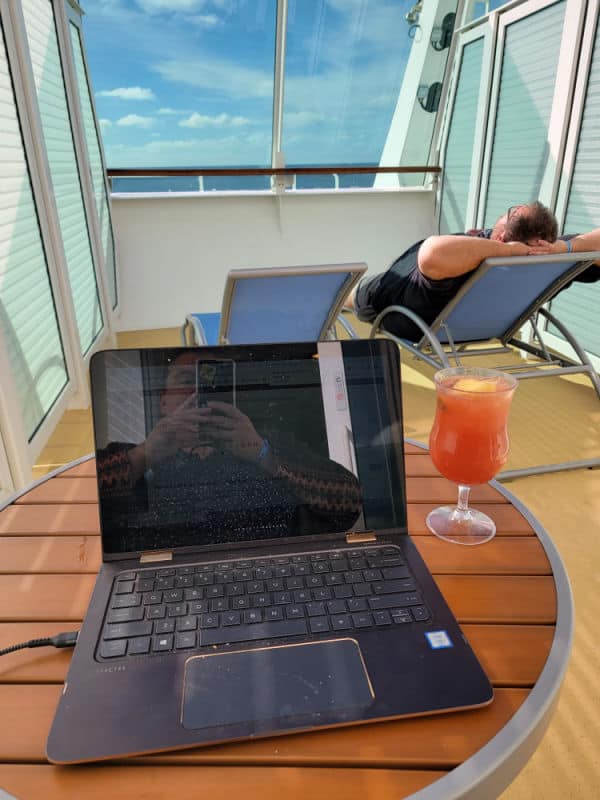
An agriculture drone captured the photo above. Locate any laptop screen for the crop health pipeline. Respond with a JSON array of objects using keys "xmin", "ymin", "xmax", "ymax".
[{"xmin": 90, "ymin": 340, "xmax": 407, "ymax": 556}]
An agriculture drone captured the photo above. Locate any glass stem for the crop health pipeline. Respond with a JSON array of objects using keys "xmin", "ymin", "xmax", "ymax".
[{"xmin": 457, "ymin": 484, "xmax": 471, "ymax": 512}]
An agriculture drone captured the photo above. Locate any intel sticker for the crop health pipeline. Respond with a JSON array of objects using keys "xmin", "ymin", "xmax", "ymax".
[{"xmin": 425, "ymin": 630, "xmax": 453, "ymax": 649}]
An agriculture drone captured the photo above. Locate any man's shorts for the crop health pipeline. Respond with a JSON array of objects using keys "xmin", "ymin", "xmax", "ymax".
[{"xmin": 353, "ymin": 273, "xmax": 388, "ymax": 323}]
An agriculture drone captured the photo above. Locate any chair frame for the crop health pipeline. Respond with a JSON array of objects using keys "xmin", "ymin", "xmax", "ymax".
[
  {"xmin": 182, "ymin": 263, "xmax": 365, "ymax": 346},
  {"xmin": 368, "ymin": 252, "xmax": 600, "ymax": 479}
]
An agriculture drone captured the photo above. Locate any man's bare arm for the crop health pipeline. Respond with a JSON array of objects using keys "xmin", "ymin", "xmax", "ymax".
[
  {"xmin": 417, "ymin": 235, "xmax": 532, "ymax": 280},
  {"xmin": 527, "ymin": 227, "xmax": 600, "ymax": 266}
]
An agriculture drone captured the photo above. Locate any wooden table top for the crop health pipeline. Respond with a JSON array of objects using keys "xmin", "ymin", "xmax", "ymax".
[{"xmin": 0, "ymin": 444, "xmax": 571, "ymax": 800}]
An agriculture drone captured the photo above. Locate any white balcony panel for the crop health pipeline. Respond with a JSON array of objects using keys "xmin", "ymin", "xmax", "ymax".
[{"xmin": 110, "ymin": 189, "xmax": 435, "ymax": 332}]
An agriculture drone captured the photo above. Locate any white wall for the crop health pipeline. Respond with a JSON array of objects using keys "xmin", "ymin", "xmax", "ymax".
[{"xmin": 110, "ymin": 188, "xmax": 436, "ymax": 331}]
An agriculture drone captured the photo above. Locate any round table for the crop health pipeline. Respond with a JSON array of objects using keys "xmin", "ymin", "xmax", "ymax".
[{"xmin": 0, "ymin": 443, "xmax": 572, "ymax": 799}]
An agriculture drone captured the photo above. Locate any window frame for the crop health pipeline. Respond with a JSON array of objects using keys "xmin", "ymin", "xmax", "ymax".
[
  {"xmin": 436, "ymin": 15, "xmax": 497, "ymax": 231},
  {"xmin": 59, "ymin": 0, "xmax": 119, "ymax": 316}
]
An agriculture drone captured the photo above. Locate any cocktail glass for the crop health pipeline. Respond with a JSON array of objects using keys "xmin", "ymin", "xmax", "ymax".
[{"xmin": 426, "ymin": 367, "xmax": 518, "ymax": 545}]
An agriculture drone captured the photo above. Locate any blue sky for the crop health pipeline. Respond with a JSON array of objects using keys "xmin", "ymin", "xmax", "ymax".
[{"xmin": 81, "ymin": 0, "xmax": 415, "ymax": 168}]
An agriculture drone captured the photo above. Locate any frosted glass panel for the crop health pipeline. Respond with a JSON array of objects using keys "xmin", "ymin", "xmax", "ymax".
[
  {"xmin": 440, "ymin": 37, "xmax": 484, "ymax": 233},
  {"xmin": 22, "ymin": 0, "xmax": 103, "ymax": 353},
  {"xmin": 483, "ymin": 1, "xmax": 565, "ymax": 225},
  {"xmin": 549, "ymin": 16, "xmax": 600, "ymax": 357},
  {"xmin": 0, "ymin": 26, "xmax": 68, "ymax": 439},
  {"xmin": 69, "ymin": 20, "xmax": 117, "ymax": 310}
]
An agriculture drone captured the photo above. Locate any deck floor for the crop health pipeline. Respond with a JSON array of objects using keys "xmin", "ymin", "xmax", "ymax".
[{"xmin": 31, "ymin": 324, "xmax": 600, "ymax": 799}]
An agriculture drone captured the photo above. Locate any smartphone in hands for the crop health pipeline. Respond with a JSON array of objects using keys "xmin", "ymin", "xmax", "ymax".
[{"xmin": 195, "ymin": 359, "xmax": 236, "ymax": 408}]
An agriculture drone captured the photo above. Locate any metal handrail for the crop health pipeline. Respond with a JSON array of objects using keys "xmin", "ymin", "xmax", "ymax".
[{"xmin": 107, "ymin": 165, "xmax": 441, "ymax": 178}]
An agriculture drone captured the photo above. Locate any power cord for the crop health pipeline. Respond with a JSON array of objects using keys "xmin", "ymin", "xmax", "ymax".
[{"xmin": 0, "ymin": 630, "xmax": 79, "ymax": 657}]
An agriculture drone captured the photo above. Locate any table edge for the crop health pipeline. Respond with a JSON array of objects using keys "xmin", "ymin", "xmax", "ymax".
[
  {"xmin": 0, "ymin": 454, "xmax": 96, "ymax": 513},
  {"xmin": 405, "ymin": 439, "xmax": 574, "ymax": 800}
]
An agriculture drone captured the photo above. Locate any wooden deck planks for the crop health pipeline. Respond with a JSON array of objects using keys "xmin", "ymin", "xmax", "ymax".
[{"xmin": 0, "ymin": 764, "xmax": 446, "ymax": 800}]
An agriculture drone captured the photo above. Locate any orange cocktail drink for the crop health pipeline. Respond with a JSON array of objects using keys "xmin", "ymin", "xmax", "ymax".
[
  {"xmin": 427, "ymin": 367, "xmax": 517, "ymax": 546},
  {"xmin": 430, "ymin": 371, "xmax": 517, "ymax": 485}
]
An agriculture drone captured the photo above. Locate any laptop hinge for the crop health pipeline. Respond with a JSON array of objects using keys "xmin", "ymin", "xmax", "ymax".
[
  {"xmin": 140, "ymin": 551, "xmax": 173, "ymax": 564},
  {"xmin": 345, "ymin": 531, "xmax": 376, "ymax": 544}
]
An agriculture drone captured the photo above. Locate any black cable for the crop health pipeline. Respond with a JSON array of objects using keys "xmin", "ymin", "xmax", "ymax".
[{"xmin": 0, "ymin": 630, "xmax": 78, "ymax": 657}]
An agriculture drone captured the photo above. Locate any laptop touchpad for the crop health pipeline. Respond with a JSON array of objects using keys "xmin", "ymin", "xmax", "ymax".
[{"xmin": 182, "ymin": 639, "xmax": 373, "ymax": 730}]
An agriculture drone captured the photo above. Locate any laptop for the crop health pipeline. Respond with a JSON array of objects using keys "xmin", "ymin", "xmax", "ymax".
[{"xmin": 46, "ymin": 339, "xmax": 493, "ymax": 764}]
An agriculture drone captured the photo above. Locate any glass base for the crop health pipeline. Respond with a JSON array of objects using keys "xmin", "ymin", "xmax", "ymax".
[{"xmin": 426, "ymin": 504, "xmax": 496, "ymax": 545}]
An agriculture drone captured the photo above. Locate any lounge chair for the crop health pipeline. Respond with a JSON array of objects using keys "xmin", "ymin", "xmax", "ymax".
[
  {"xmin": 368, "ymin": 251, "xmax": 600, "ymax": 479},
  {"xmin": 181, "ymin": 263, "xmax": 365, "ymax": 346}
]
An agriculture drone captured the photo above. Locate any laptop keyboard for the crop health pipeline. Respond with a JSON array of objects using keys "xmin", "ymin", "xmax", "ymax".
[{"xmin": 98, "ymin": 545, "xmax": 430, "ymax": 659}]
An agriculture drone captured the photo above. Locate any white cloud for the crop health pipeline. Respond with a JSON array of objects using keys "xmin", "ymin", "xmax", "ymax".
[
  {"xmin": 134, "ymin": 0, "xmax": 209, "ymax": 13},
  {"xmin": 187, "ymin": 13, "xmax": 221, "ymax": 28},
  {"xmin": 97, "ymin": 87, "xmax": 155, "ymax": 101},
  {"xmin": 117, "ymin": 114, "xmax": 155, "ymax": 128},
  {"xmin": 180, "ymin": 112, "xmax": 250, "ymax": 128},
  {"xmin": 99, "ymin": 118, "xmax": 112, "ymax": 131},
  {"xmin": 155, "ymin": 57, "xmax": 272, "ymax": 99},
  {"xmin": 105, "ymin": 131, "xmax": 269, "ymax": 168},
  {"xmin": 158, "ymin": 107, "xmax": 180, "ymax": 115},
  {"xmin": 284, "ymin": 111, "xmax": 324, "ymax": 129}
]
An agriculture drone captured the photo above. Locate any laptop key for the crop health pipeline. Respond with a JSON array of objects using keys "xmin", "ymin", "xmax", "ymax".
[
  {"xmin": 390, "ymin": 609, "xmax": 412, "ymax": 624},
  {"xmin": 175, "ymin": 632, "xmax": 197, "ymax": 649},
  {"xmin": 147, "ymin": 605, "xmax": 166, "ymax": 619},
  {"xmin": 177, "ymin": 616, "xmax": 198, "ymax": 631},
  {"xmin": 373, "ymin": 610, "xmax": 392, "ymax": 625},
  {"xmin": 373, "ymin": 580, "xmax": 417, "ymax": 595},
  {"xmin": 412, "ymin": 606, "xmax": 430, "ymax": 621},
  {"xmin": 111, "ymin": 593, "xmax": 141, "ymax": 609},
  {"xmin": 128, "ymin": 636, "xmax": 151, "ymax": 655},
  {"xmin": 189, "ymin": 600, "xmax": 209, "ymax": 614},
  {"xmin": 352, "ymin": 613, "xmax": 373, "ymax": 628},
  {"xmin": 106, "ymin": 606, "xmax": 145, "ymax": 624},
  {"xmin": 333, "ymin": 585, "xmax": 353, "ymax": 599},
  {"xmin": 330, "ymin": 615, "xmax": 352, "ymax": 631},
  {"xmin": 99, "ymin": 639, "xmax": 127, "ymax": 658},
  {"xmin": 382, "ymin": 566, "xmax": 411, "ymax": 580},
  {"xmin": 154, "ymin": 619, "xmax": 175, "ymax": 634},
  {"xmin": 309, "ymin": 616, "xmax": 330, "ymax": 634},
  {"xmin": 104, "ymin": 621, "xmax": 153, "ymax": 640},
  {"xmin": 152, "ymin": 634, "xmax": 173, "ymax": 652},
  {"xmin": 143, "ymin": 592, "xmax": 162, "ymax": 605},
  {"xmin": 115, "ymin": 580, "xmax": 135, "ymax": 594},
  {"xmin": 368, "ymin": 592, "xmax": 423, "ymax": 611},
  {"xmin": 136, "ymin": 579, "xmax": 155, "ymax": 593},
  {"xmin": 167, "ymin": 603, "xmax": 188, "ymax": 617},
  {"xmin": 347, "ymin": 598, "xmax": 368, "ymax": 613},
  {"xmin": 200, "ymin": 618, "xmax": 307, "ymax": 646}
]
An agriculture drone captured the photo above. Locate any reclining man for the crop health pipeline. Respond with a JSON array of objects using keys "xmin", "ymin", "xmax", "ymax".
[{"xmin": 347, "ymin": 202, "xmax": 600, "ymax": 341}]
